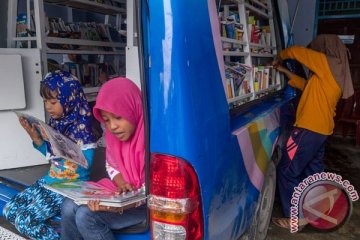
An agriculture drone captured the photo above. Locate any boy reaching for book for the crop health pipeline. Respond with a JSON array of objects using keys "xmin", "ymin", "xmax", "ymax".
[
  {"xmin": 61, "ymin": 78, "xmax": 146, "ymax": 240},
  {"xmin": 2, "ymin": 70, "xmax": 96, "ymax": 240}
]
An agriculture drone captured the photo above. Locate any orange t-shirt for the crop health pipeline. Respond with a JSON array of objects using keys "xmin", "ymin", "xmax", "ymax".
[{"xmin": 279, "ymin": 46, "xmax": 342, "ymax": 135}]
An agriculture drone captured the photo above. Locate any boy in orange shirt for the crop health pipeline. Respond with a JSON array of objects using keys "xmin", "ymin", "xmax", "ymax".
[{"xmin": 272, "ymin": 35, "xmax": 353, "ymax": 229}]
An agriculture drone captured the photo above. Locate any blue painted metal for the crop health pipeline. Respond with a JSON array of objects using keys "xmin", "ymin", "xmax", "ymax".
[
  {"xmin": 318, "ymin": 13, "xmax": 360, "ymax": 19},
  {"xmin": 146, "ymin": 0, "xmax": 293, "ymax": 239},
  {"xmin": 0, "ymin": 0, "xmax": 295, "ymax": 239},
  {"xmin": 315, "ymin": 0, "xmax": 360, "ymax": 40},
  {"xmin": 317, "ymin": 0, "xmax": 360, "ymax": 19},
  {"xmin": 0, "ymin": 183, "xmax": 19, "ymax": 216}
]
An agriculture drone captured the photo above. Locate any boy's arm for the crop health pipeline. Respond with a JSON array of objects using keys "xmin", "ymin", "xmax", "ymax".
[{"xmin": 279, "ymin": 46, "xmax": 328, "ymax": 78}]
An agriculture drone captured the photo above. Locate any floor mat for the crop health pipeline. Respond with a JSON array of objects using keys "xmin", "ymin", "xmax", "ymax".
[{"xmin": 0, "ymin": 226, "xmax": 26, "ymax": 240}]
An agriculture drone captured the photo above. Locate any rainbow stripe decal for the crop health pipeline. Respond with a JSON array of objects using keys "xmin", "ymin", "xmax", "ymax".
[{"xmin": 232, "ymin": 107, "xmax": 280, "ymax": 191}]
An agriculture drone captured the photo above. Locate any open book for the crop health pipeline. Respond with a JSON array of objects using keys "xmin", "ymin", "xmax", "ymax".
[
  {"xmin": 14, "ymin": 111, "xmax": 89, "ymax": 168},
  {"xmin": 44, "ymin": 179, "xmax": 147, "ymax": 207}
]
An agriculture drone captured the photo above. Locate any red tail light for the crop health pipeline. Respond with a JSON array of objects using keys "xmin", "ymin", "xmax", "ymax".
[{"xmin": 148, "ymin": 153, "xmax": 204, "ymax": 240}]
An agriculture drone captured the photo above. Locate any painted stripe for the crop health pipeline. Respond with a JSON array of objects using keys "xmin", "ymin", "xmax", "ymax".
[
  {"xmin": 237, "ymin": 128, "xmax": 265, "ymax": 191},
  {"xmin": 264, "ymin": 108, "xmax": 280, "ymax": 133},
  {"xmin": 208, "ymin": 0, "xmax": 226, "ymax": 93},
  {"xmin": 248, "ymin": 123, "xmax": 269, "ymax": 174},
  {"xmin": 233, "ymin": 107, "xmax": 281, "ymax": 191}
]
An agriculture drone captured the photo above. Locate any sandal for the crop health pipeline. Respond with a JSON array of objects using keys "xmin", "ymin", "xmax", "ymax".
[{"xmin": 272, "ymin": 217, "xmax": 308, "ymax": 230}]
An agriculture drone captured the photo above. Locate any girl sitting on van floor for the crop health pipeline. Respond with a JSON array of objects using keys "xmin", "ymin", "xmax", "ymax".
[
  {"xmin": 2, "ymin": 70, "xmax": 96, "ymax": 240},
  {"xmin": 61, "ymin": 77, "xmax": 146, "ymax": 240}
]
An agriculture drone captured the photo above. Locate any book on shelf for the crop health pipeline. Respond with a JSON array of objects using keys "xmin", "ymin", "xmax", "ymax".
[
  {"xmin": 253, "ymin": 66, "xmax": 262, "ymax": 92},
  {"xmin": 226, "ymin": 63, "xmax": 252, "ymax": 98},
  {"xmin": 253, "ymin": 66, "xmax": 273, "ymax": 92},
  {"xmin": 44, "ymin": 179, "xmax": 147, "ymax": 208},
  {"xmin": 62, "ymin": 62, "xmax": 117, "ymax": 87},
  {"xmin": 46, "ymin": 17, "xmax": 123, "ymax": 51},
  {"xmin": 14, "ymin": 111, "xmax": 89, "ymax": 168},
  {"xmin": 262, "ymin": 67, "xmax": 269, "ymax": 90}
]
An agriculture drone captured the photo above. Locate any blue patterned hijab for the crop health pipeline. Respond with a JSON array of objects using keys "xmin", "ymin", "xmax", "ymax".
[{"xmin": 41, "ymin": 70, "xmax": 95, "ymax": 145}]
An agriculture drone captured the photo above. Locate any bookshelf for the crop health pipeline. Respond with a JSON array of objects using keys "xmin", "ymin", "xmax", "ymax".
[
  {"xmin": 7, "ymin": 0, "xmax": 129, "ymax": 101},
  {"xmin": 219, "ymin": 0, "xmax": 282, "ymax": 110}
]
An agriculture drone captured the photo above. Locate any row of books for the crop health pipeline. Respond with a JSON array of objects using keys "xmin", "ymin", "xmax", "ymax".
[
  {"xmin": 219, "ymin": 12, "xmax": 245, "ymax": 52},
  {"xmin": 253, "ymin": 66, "xmax": 276, "ymax": 92},
  {"xmin": 220, "ymin": 14, "xmax": 244, "ymax": 41},
  {"xmin": 46, "ymin": 17, "xmax": 124, "ymax": 50},
  {"xmin": 62, "ymin": 62, "xmax": 118, "ymax": 87},
  {"xmin": 91, "ymin": 0, "xmax": 125, "ymax": 8},
  {"xmin": 226, "ymin": 64, "xmax": 277, "ymax": 99},
  {"xmin": 225, "ymin": 63, "xmax": 251, "ymax": 99},
  {"xmin": 248, "ymin": 16, "xmax": 272, "ymax": 54}
]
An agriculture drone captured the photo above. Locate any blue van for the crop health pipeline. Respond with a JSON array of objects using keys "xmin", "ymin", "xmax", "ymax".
[{"xmin": 0, "ymin": 0, "xmax": 295, "ymax": 239}]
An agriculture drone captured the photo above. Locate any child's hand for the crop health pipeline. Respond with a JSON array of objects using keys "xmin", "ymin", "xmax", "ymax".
[
  {"xmin": 272, "ymin": 56, "xmax": 282, "ymax": 69},
  {"xmin": 38, "ymin": 126, "xmax": 49, "ymax": 141},
  {"xmin": 274, "ymin": 65, "xmax": 289, "ymax": 74},
  {"xmin": 19, "ymin": 117, "xmax": 43, "ymax": 146},
  {"xmin": 113, "ymin": 174, "xmax": 135, "ymax": 194}
]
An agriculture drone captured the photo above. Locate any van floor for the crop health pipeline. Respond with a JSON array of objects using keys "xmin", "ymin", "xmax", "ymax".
[
  {"xmin": 268, "ymin": 135, "xmax": 360, "ymax": 240},
  {"xmin": 0, "ymin": 164, "xmax": 49, "ymax": 187}
]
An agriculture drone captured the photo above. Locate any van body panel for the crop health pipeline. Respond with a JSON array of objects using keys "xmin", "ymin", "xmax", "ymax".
[
  {"xmin": 146, "ymin": 0, "xmax": 292, "ymax": 239},
  {"xmin": 0, "ymin": 0, "xmax": 294, "ymax": 239}
]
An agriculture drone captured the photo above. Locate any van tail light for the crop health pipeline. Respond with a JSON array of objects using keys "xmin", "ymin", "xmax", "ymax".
[{"xmin": 148, "ymin": 153, "xmax": 204, "ymax": 240}]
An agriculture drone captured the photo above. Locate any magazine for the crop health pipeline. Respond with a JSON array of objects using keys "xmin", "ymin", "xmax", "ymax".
[
  {"xmin": 14, "ymin": 111, "xmax": 89, "ymax": 168},
  {"xmin": 44, "ymin": 179, "xmax": 147, "ymax": 207}
]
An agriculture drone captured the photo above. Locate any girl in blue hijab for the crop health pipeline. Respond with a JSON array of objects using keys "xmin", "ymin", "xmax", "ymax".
[{"xmin": 2, "ymin": 70, "xmax": 96, "ymax": 240}]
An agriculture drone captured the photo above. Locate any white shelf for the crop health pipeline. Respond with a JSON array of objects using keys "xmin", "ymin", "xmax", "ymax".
[
  {"xmin": 44, "ymin": 0, "xmax": 126, "ymax": 15},
  {"xmin": 85, "ymin": 93, "xmax": 97, "ymax": 102},
  {"xmin": 249, "ymin": 0, "xmax": 269, "ymax": 10},
  {"xmin": 221, "ymin": 37, "xmax": 247, "ymax": 46},
  {"xmin": 223, "ymin": 51, "xmax": 249, "ymax": 57},
  {"xmin": 46, "ymin": 37, "xmax": 126, "ymax": 48},
  {"xmin": 228, "ymin": 93, "xmax": 253, "ymax": 104},
  {"xmin": 250, "ymin": 52, "xmax": 275, "ymax": 58},
  {"xmin": 46, "ymin": 49, "xmax": 125, "ymax": 55},
  {"xmin": 244, "ymin": 3, "xmax": 269, "ymax": 19},
  {"xmin": 83, "ymin": 86, "xmax": 101, "ymax": 94},
  {"xmin": 13, "ymin": 37, "xmax": 37, "ymax": 41},
  {"xmin": 254, "ymin": 84, "xmax": 281, "ymax": 95},
  {"xmin": 249, "ymin": 43, "xmax": 275, "ymax": 49},
  {"xmin": 84, "ymin": 87, "xmax": 101, "ymax": 102}
]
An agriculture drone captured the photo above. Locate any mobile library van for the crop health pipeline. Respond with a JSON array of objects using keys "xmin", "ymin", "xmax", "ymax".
[{"xmin": 0, "ymin": 0, "xmax": 299, "ymax": 239}]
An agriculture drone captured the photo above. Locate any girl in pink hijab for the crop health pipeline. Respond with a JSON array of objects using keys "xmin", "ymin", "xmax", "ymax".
[{"xmin": 61, "ymin": 78, "xmax": 146, "ymax": 240}]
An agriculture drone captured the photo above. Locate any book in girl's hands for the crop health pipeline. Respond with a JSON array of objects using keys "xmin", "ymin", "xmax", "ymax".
[
  {"xmin": 13, "ymin": 111, "xmax": 89, "ymax": 168},
  {"xmin": 44, "ymin": 178, "xmax": 147, "ymax": 208}
]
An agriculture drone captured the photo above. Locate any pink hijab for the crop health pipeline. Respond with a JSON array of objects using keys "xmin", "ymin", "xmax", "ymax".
[{"xmin": 93, "ymin": 78, "xmax": 145, "ymax": 188}]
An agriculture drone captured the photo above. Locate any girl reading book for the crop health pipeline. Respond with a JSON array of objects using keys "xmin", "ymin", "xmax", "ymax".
[
  {"xmin": 2, "ymin": 70, "xmax": 96, "ymax": 240},
  {"xmin": 61, "ymin": 77, "xmax": 146, "ymax": 240}
]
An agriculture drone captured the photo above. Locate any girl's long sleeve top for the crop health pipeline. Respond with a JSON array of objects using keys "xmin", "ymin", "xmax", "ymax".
[
  {"xmin": 279, "ymin": 46, "xmax": 342, "ymax": 135},
  {"xmin": 35, "ymin": 141, "xmax": 95, "ymax": 184}
]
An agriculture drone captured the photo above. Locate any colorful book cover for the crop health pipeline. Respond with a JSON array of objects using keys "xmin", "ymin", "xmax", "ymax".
[
  {"xmin": 262, "ymin": 67, "xmax": 270, "ymax": 89},
  {"xmin": 14, "ymin": 111, "xmax": 89, "ymax": 168},
  {"xmin": 44, "ymin": 179, "xmax": 147, "ymax": 207}
]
